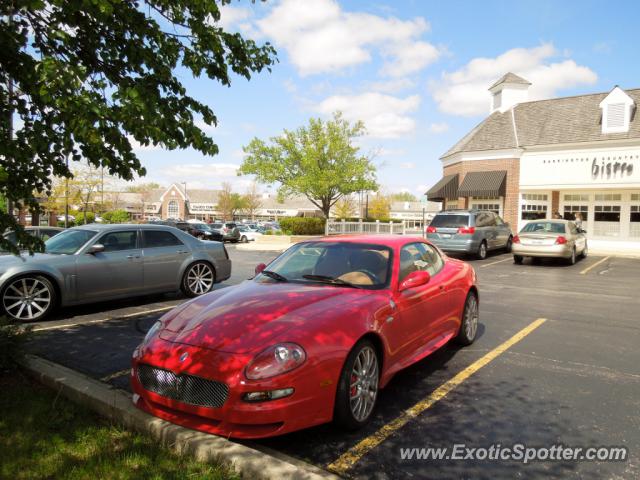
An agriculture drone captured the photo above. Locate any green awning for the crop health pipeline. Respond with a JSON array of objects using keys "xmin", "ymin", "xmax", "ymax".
[
  {"xmin": 458, "ymin": 171, "xmax": 506, "ymax": 197},
  {"xmin": 426, "ymin": 174, "xmax": 458, "ymax": 201}
]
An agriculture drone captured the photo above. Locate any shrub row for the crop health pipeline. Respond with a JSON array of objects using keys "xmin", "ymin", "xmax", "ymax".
[{"xmin": 278, "ymin": 217, "xmax": 326, "ymax": 235}]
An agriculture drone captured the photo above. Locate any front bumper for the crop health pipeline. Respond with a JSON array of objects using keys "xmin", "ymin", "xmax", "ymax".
[
  {"xmin": 512, "ymin": 243, "xmax": 573, "ymax": 258},
  {"xmin": 131, "ymin": 338, "xmax": 336, "ymax": 439}
]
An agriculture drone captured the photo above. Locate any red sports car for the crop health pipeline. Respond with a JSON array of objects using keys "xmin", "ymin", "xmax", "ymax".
[{"xmin": 131, "ymin": 235, "xmax": 479, "ymax": 438}]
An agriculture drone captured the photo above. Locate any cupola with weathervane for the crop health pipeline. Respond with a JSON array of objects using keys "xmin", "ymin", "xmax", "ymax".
[
  {"xmin": 488, "ymin": 72, "xmax": 531, "ymax": 114},
  {"xmin": 599, "ymin": 86, "xmax": 635, "ymax": 134}
]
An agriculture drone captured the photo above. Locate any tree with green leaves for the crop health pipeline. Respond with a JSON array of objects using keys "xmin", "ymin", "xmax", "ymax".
[
  {"xmin": 333, "ymin": 195, "xmax": 357, "ymax": 219},
  {"xmin": 216, "ymin": 182, "xmax": 245, "ymax": 220},
  {"xmin": 1, "ymin": 0, "xmax": 276, "ymax": 253},
  {"xmin": 390, "ymin": 191, "xmax": 418, "ymax": 202},
  {"xmin": 368, "ymin": 194, "xmax": 391, "ymax": 220},
  {"xmin": 240, "ymin": 112, "xmax": 378, "ymax": 218}
]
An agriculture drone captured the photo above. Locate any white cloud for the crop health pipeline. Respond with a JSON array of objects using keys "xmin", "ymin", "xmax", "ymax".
[
  {"xmin": 315, "ymin": 92, "xmax": 421, "ymax": 138},
  {"xmin": 430, "ymin": 43, "xmax": 598, "ymax": 116},
  {"xmin": 366, "ymin": 78, "xmax": 416, "ymax": 94},
  {"xmin": 415, "ymin": 184, "xmax": 429, "ymax": 193},
  {"xmin": 217, "ymin": 5, "xmax": 253, "ymax": 30},
  {"xmin": 161, "ymin": 163, "xmax": 240, "ymax": 179},
  {"xmin": 375, "ymin": 147, "xmax": 407, "ymax": 157},
  {"xmin": 400, "ymin": 162, "xmax": 415, "ymax": 169},
  {"xmin": 128, "ymin": 136, "xmax": 162, "ymax": 152},
  {"xmin": 256, "ymin": 0, "xmax": 439, "ymax": 76},
  {"xmin": 428, "ymin": 122, "xmax": 449, "ymax": 134}
]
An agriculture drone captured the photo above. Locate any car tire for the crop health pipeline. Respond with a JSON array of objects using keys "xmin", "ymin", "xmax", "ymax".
[
  {"xmin": 505, "ymin": 236, "xmax": 513, "ymax": 253},
  {"xmin": 240, "ymin": 235, "xmax": 248, "ymax": 243},
  {"xmin": 513, "ymin": 255, "xmax": 523, "ymax": 264},
  {"xmin": 1, "ymin": 275, "xmax": 56, "ymax": 322},
  {"xmin": 181, "ymin": 262, "xmax": 216, "ymax": 297},
  {"xmin": 567, "ymin": 247, "xmax": 577, "ymax": 265},
  {"xmin": 334, "ymin": 339, "xmax": 380, "ymax": 431},
  {"xmin": 581, "ymin": 242, "xmax": 588, "ymax": 258},
  {"xmin": 455, "ymin": 291, "xmax": 479, "ymax": 346},
  {"xmin": 476, "ymin": 241, "xmax": 488, "ymax": 260}
]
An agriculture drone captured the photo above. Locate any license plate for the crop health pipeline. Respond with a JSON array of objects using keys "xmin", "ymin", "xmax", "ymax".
[
  {"xmin": 528, "ymin": 239, "xmax": 544, "ymax": 245},
  {"xmin": 440, "ymin": 233, "xmax": 452, "ymax": 239}
]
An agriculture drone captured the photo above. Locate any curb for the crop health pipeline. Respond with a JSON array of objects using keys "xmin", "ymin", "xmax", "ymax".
[{"xmin": 19, "ymin": 355, "xmax": 340, "ymax": 480}]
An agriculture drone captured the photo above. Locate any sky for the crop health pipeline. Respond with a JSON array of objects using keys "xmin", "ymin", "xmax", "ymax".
[{"xmin": 134, "ymin": 0, "xmax": 640, "ymax": 197}]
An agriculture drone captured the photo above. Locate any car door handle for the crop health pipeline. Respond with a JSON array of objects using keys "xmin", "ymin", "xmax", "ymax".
[
  {"xmin": 126, "ymin": 254, "xmax": 140, "ymax": 259},
  {"xmin": 176, "ymin": 250, "xmax": 188, "ymax": 254}
]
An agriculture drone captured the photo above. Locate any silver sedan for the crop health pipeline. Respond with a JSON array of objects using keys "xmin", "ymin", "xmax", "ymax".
[
  {"xmin": 512, "ymin": 219, "xmax": 588, "ymax": 265},
  {"xmin": 0, "ymin": 224, "xmax": 232, "ymax": 322}
]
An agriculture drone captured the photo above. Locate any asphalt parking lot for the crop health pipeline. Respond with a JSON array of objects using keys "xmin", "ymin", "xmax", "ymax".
[{"xmin": 25, "ymin": 245, "xmax": 639, "ymax": 479}]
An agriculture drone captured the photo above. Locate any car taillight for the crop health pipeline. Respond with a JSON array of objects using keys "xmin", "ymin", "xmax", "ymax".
[
  {"xmin": 555, "ymin": 236, "xmax": 568, "ymax": 245},
  {"xmin": 457, "ymin": 226, "xmax": 476, "ymax": 234},
  {"xmin": 513, "ymin": 235, "xmax": 520, "ymax": 244},
  {"xmin": 426, "ymin": 226, "xmax": 436, "ymax": 233}
]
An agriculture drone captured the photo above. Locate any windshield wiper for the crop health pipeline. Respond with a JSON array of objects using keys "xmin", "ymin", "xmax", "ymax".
[
  {"xmin": 302, "ymin": 274, "xmax": 362, "ymax": 289},
  {"xmin": 261, "ymin": 270, "xmax": 288, "ymax": 282}
]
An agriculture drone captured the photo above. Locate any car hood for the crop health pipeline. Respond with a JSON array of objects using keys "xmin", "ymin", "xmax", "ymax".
[
  {"xmin": 159, "ymin": 280, "xmax": 369, "ymax": 354},
  {"xmin": 0, "ymin": 252, "xmax": 64, "ymax": 268}
]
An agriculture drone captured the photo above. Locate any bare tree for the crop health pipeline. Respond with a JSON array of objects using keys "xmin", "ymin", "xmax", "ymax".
[{"xmin": 242, "ymin": 182, "xmax": 262, "ymax": 221}]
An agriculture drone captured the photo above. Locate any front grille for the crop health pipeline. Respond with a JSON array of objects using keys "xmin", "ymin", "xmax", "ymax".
[{"xmin": 137, "ymin": 364, "xmax": 229, "ymax": 408}]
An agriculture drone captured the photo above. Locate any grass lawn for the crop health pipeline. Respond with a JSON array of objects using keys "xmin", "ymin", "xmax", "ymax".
[{"xmin": 0, "ymin": 371, "xmax": 239, "ymax": 480}]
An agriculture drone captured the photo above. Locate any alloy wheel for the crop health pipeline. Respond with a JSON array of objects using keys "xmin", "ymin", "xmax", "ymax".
[
  {"xmin": 464, "ymin": 294, "xmax": 479, "ymax": 340},
  {"xmin": 186, "ymin": 263, "xmax": 214, "ymax": 295},
  {"xmin": 2, "ymin": 277, "xmax": 52, "ymax": 321},
  {"xmin": 349, "ymin": 346, "xmax": 379, "ymax": 422}
]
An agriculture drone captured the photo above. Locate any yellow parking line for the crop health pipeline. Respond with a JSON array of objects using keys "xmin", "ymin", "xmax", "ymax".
[
  {"xmin": 579, "ymin": 256, "xmax": 610, "ymax": 275},
  {"xmin": 32, "ymin": 305, "xmax": 175, "ymax": 332},
  {"xmin": 480, "ymin": 257, "xmax": 512, "ymax": 268},
  {"xmin": 327, "ymin": 318, "xmax": 547, "ymax": 475}
]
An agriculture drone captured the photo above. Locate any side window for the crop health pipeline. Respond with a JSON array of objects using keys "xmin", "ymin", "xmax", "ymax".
[
  {"xmin": 569, "ymin": 222, "xmax": 578, "ymax": 235},
  {"xmin": 143, "ymin": 230, "xmax": 184, "ymax": 248},
  {"xmin": 99, "ymin": 231, "xmax": 138, "ymax": 252},
  {"xmin": 40, "ymin": 229, "xmax": 59, "ymax": 241},
  {"xmin": 399, "ymin": 243, "xmax": 444, "ymax": 282},
  {"xmin": 475, "ymin": 213, "xmax": 487, "ymax": 227},
  {"xmin": 494, "ymin": 215, "xmax": 505, "ymax": 226},
  {"xmin": 487, "ymin": 213, "xmax": 498, "ymax": 227}
]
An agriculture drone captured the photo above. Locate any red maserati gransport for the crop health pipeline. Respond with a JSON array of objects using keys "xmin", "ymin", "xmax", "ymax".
[{"xmin": 131, "ymin": 235, "xmax": 479, "ymax": 439}]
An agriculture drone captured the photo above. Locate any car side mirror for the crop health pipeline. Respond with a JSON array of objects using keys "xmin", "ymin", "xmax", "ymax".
[
  {"xmin": 255, "ymin": 263, "xmax": 267, "ymax": 275},
  {"xmin": 399, "ymin": 270, "xmax": 431, "ymax": 292},
  {"xmin": 580, "ymin": 229, "xmax": 587, "ymax": 234},
  {"xmin": 88, "ymin": 243, "xmax": 105, "ymax": 254}
]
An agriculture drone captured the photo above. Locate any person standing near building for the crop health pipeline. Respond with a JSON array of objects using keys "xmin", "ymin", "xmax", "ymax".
[
  {"xmin": 553, "ymin": 211, "xmax": 562, "ymax": 219},
  {"xmin": 574, "ymin": 212, "xmax": 583, "ymax": 229}
]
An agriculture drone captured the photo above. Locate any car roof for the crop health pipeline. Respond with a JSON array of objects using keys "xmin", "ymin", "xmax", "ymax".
[
  {"xmin": 72, "ymin": 223, "xmax": 180, "ymax": 231},
  {"xmin": 309, "ymin": 234, "xmax": 426, "ymax": 248}
]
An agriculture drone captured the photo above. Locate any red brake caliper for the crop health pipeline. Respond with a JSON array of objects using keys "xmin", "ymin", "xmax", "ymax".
[{"xmin": 350, "ymin": 374, "xmax": 357, "ymax": 397}]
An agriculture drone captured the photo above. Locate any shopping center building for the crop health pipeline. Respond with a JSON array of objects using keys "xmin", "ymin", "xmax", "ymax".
[{"xmin": 427, "ymin": 72, "xmax": 640, "ymax": 247}]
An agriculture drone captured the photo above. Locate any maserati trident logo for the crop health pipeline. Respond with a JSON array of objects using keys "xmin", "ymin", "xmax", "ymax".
[{"xmin": 179, "ymin": 352, "xmax": 189, "ymax": 363}]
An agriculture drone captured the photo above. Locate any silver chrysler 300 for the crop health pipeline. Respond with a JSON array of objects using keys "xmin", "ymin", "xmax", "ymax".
[{"xmin": 0, "ymin": 224, "xmax": 231, "ymax": 322}]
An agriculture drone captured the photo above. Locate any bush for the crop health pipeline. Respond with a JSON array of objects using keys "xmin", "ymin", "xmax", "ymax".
[
  {"xmin": 57, "ymin": 220, "xmax": 75, "ymax": 228},
  {"xmin": 75, "ymin": 212, "xmax": 95, "ymax": 224},
  {"xmin": 101, "ymin": 209, "xmax": 130, "ymax": 224},
  {"xmin": 0, "ymin": 317, "xmax": 32, "ymax": 373},
  {"xmin": 278, "ymin": 217, "xmax": 326, "ymax": 235}
]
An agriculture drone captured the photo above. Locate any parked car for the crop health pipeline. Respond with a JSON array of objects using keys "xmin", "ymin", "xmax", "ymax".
[
  {"xmin": 3, "ymin": 226, "xmax": 64, "ymax": 249},
  {"xmin": 236, "ymin": 225, "xmax": 262, "ymax": 243},
  {"xmin": 132, "ymin": 235, "xmax": 478, "ymax": 438},
  {"xmin": 512, "ymin": 219, "xmax": 588, "ymax": 265},
  {"xmin": 210, "ymin": 222, "xmax": 241, "ymax": 242},
  {"xmin": 0, "ymin": 224, "xmax": 231, "ymax": 322},
  {"xmin": 426, "ymin": 210, "xmax": 513, "ymax": 259},
  {"xmin": 149, "ymin": 220, "xmax": 223, "ymax": 242}
]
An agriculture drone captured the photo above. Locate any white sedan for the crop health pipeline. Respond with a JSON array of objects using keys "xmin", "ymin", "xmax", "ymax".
[{"xmin": 237, "ymin": 225, "xmax": 262, "ymax": 243}]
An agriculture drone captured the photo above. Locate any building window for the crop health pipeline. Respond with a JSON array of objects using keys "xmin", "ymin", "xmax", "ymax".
[
  {"xmin": 594, "ymin": 205, "xmax": 621, "ymax": 237},
  {"xmin": 473, "ymin": 203, "xmax": 500, "ymax": 214},
  {"xmin": 445, "ymin": 200, "xmax": 459, "ymax": 210},
  {"xmin": 521, "ymin": 204, "xmax": 547, "ymax": 220},
  {"xmin": 564, "ymin": 194, "xmax": 589, "ymax": 202},
  {"xmin": 563, "ymin": 205, "xmax": 589, "ymax": 222},
  {"xmin": 522, "ymin": 193, "xmax": 548, "ymax": 201},
  {"xmin": 631, "ymin": 204, "xmax": 640, "ymax": 238},
  {"xmin": 167, "ymin": 200, "xmax": 179, "ymax": 219},
  {"xmin": 594, "ymin": 193, "xmax": 622, "ymax": 201}
]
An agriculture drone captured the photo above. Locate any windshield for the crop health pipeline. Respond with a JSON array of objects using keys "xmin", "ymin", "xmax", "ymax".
[
  {"xmin": 45, "ymin": 229, "xmax": 97, "ymax": 254},
  {"xmin": 430, "ymin": 214, "xmax": 469, "ymax": 228},
  {"xmin": 521, "ymin": 222, "xmax": 566, "ymax": 234},
  {"xmin": 260, "ymin": 241, "xmax": 392, "ymax": 289}
]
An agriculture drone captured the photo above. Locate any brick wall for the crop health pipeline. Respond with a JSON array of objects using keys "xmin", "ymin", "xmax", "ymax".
[
  {"xmin": 443, "ymin": 158, "xmax": 521, "ymax": 227},
  {"xmin": 161, "ymin": 188, "xmax": 186, "ymax": 219},
  {"xmin": 551, "ymin": 191, "xmax": 560, "ymax": 217}
]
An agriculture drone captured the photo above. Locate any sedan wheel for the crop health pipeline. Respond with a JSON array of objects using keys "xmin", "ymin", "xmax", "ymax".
[
  {"xmin": 455, "ymin": 292, "xmax": 479, "ymax": 346},
  {"xmin": 335, "ymin": 340, "xmax": 379, "ymax": 430},
  {"xmin": 240, "ymin": 235, "xmax": 248, "ymax": 243},
  {"xmin": 581, "ymin": 242, "xmax": 588, "ymax": 258},
  {"xmin": 567, "ymin": 247, "xmax": 576, "ymax": 266},
  {"xmin": 182, "ymin": 262, "xmax": 215, "ymax": 297},
  {"xmin": 477, "ymin": 241, "xmax": 487, "ymax": 260},
  {"xmin": 2, "ymin": 276, "xmax": 55, "ymax": 322}
]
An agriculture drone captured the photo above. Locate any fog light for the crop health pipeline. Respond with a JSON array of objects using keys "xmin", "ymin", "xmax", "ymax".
[{"xmin": 243, "ymin": 388, "xmax": 294, "ymax": 402}]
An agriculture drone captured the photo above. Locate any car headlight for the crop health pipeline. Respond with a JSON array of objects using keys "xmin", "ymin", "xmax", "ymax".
[
  {"xmin": 245, "ymin": 343, "xmax": 306, "ymax": 380},
  {"xmin": 142, "ymin": 321, "xmax": 162, "ymax": 346}
]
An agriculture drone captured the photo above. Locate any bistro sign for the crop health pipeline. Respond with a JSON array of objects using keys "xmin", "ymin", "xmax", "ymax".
[{"xmin": 591, "ymin": 156, "xmax": 634, "ymax": 179}]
